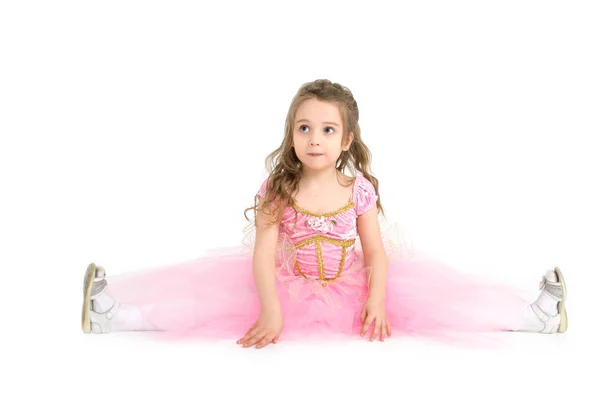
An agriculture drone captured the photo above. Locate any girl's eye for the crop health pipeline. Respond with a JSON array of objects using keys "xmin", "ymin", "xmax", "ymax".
[{"xmin": 299, "ymin": 125, "xmax": 335, "ymax": 134}]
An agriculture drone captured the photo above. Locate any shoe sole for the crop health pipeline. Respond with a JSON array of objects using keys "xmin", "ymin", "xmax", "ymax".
[
  {"xmin": 554, "ymin": 266, "xmax": 568, "ymax": 333},
  {"xmin": 81, "ymin": 262, "xmax": 96, "ymax": 333}
]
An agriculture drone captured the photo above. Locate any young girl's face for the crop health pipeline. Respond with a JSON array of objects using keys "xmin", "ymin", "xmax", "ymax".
[{"xmin": 292, "ymin": 98, "xmax": 353, "ymax": 172}]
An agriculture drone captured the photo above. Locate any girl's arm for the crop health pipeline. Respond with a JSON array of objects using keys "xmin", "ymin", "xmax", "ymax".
[
  {"xmin": 251, "ymin": 197, "xmax": 281, "ymax": 309},
  {"xmin": 357, "ymin": 205, "xmax": 388, "ymax": 300},
  {"xmin": 238, "ymin": 196, "xmax": 284, "ymax": 348}
]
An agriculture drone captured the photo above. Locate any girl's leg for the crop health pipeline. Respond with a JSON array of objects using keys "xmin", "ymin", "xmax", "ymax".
[{"xmin": 82, "ymin": 263, "xmax": 161, "ymax": 333}]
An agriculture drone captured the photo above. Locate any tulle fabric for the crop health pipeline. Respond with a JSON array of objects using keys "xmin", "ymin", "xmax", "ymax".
[{"xmin": 105, "ymin": 216, "xmax": 528, "ymax": 345}]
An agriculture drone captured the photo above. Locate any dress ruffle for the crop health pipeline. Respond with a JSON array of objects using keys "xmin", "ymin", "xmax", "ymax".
[{"xmin": 106, "ymin": 216, "xmax": 527, "ymax": 345}]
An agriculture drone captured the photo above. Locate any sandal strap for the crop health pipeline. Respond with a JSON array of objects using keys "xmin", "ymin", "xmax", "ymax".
[
  {"xmin": 530, "ymin": 303, "xmax": 560, "ymax": 333},
  {"xmin": 90, "ymin": 279, "xmax": 107, "ymax": 299},
  {"xmin": 539, "ymin": 276, "xmax": 563, "ymax": 300},
  {"xmin": 530, "ymin": 303, "xmax": 550, "ymax": 323},
  {"xmin": 90, "ymin": 299, "xmax": 119, "ymax": 333},
  {"xmin": 93, "ymin": 266, "xmax": 106, "ymax": 283}
]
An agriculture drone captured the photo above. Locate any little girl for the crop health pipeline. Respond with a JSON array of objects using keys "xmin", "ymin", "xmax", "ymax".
[{"xmin": 81, "ymin": 79, "xmax": 568, "ymax": 348}]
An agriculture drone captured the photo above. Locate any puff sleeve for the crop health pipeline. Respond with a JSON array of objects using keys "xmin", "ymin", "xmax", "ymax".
[{"xmin": 354, "ymin": 176, "xmax": 379, "ymax": 216}]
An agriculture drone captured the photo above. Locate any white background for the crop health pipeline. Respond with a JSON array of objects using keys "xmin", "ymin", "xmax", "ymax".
[{"xmin": 1, "ymin": 1, "xmax": 598, "ymax": 406}]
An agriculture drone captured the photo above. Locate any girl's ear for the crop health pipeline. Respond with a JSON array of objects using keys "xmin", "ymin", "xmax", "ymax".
[{"xmin": 343, "ymin": 132, "xmax": 354, "ymax": 151}]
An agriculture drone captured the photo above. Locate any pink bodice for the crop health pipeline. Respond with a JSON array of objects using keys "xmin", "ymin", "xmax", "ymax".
[{"xmin": 258, "ymin": 175, "xmax": 378, "ymax": 285}]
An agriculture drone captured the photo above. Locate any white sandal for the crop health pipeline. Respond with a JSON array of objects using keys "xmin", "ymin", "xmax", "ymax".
[
  {"xmin": 530, "ymin": 266, "xmax": 568, "ymax": 333},
  {"xmin": 82, "ymin": 263, "xmax": 116, "ymax": 333}
]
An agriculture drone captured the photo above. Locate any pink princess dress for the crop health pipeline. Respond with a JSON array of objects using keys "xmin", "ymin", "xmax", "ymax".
[{"xmin": 103, "ymin": 175, "xmax": 529, "ymax": 343}]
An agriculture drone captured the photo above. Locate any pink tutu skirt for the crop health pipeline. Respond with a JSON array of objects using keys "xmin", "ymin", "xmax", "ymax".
[{"xmin": 105, "ymin": 220, "xmax": 528, "ymax": 345}]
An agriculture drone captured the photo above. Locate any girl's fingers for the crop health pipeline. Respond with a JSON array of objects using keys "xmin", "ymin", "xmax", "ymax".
[
  {"xmin": 237, "ymin": 325, "xmax": 258, "ymax": 344},
  {"xmin": 360, "ymin": 307, "xmax": 367, "ymax": 324},
  {"xmin": 386, "ymin": 320, "xmax": 392, "ymax": 337},
  {"xmin": 380, "ymin": 321, "xmax": 386, "ymax": 342},
  {"xmin": 361, "ymin": 316, "xmax": 375, "ymax": 336},
  {"xmin": 272, "ymin": 334, "xmax": 280, "ymax": 344},
  {"xmin": 256, "ymin": 334, "xmax": 276, "ymax": 349},
  {"xmin": 242, "ymin": 328, "xmax": 262, "ymax": 346},
  {"xmin": 370, "ymin": 318, "xmax": 380, "ymax": 341},
  {"xmin": 241, "ymin": 329, "xmax": 265, "ymax": 347}
]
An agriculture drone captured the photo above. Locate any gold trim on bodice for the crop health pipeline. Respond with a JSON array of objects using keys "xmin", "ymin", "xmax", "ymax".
[
  {"xmin": 291, "ymin": 201, "xmax": 355, "ymax": 218},
  {"xmin": 291, "ymin": 174, "xmax": 357, "ymax": 218},
  {"xmin": 293, "ymin": 235, "xmax": 356, "ymax": 286}
]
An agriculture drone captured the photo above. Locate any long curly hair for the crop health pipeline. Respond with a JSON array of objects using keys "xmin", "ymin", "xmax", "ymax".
[{"xmin": 244, "ymin": 79, "xmax": 384, "ymax": 226}]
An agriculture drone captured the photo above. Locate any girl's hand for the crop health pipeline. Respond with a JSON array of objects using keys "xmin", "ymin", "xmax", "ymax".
[
  {"xmin": 360, "ymin": 296, "xmax": 392, "ymax": 342},
  {"xmin": 237, "ymin": 305, "xmax": 283, "ymax": 349}
]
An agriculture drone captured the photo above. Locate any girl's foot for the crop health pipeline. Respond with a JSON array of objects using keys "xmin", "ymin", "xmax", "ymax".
[
  {"xmin": 82, "ymin": 263, "xmax": 158, "ymax": 332},
  {"xmin": 527, "ymin": 266, "xmax": 568, "ymax": 333},
  {"xmin": 81, "ymin": 263, "xmax": 119, "ymax": 333}
]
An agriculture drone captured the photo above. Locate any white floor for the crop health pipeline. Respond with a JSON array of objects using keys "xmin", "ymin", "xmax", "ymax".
[{"xmin": 11, "ymin": 314, "xmax": 590, "ymax": 407}]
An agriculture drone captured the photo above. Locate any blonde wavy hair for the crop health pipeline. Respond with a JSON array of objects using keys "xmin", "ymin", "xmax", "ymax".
[{"xmin": 244, "ymin": 79, "xmax": 384, "ymax": 226}]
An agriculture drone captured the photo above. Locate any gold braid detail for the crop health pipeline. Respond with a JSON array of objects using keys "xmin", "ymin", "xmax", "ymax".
[
  {"xmin": 291, "ymin": 201, "xmax": 355, "ymax": 218},
  {"xmin": 293, "ymin": 235, "xmax": 356, "ymax": 286}
]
